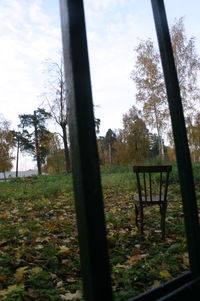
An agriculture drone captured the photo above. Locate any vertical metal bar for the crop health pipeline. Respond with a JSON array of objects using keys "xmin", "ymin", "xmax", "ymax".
[
  {"xmin": 151, "ymin": 0, "xmax": 200, "ymax": 277},
  {"xmin": 160, "ymin": 172, "xmax": 162, "ymax": 202},
  {"xmin": 136, "ymin": 170, "xmax": 144, "ymax": 235},
  {"xmin": 149, "ymin": 173, "xmax": 152, "ymax": 202},
  {"xmin": 143, "ymin": 172, "xmax": 147, "ymax": 201},
  {"xmin": 59, "ymin": 1, "xmax": 113, "ymax": 300},
  {"xmin": 164, "ymin": 170, "xmax": 170, "ymax": 203}
]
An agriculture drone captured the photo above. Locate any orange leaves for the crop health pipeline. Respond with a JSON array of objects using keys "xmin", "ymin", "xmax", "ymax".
[{"xmin": 127, "ymin": 254, "xmax": 142, "ymax": 266}]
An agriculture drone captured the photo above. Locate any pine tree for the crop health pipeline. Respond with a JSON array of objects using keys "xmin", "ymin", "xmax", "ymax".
[{"xmin": 18, "ymin": 108, "xmax": 51, "ymax": 174}]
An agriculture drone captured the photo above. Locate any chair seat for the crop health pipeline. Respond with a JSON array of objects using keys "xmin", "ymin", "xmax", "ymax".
[{"xmin": 133, "ymin": 195, "xmax": 166, "ymax": 205}]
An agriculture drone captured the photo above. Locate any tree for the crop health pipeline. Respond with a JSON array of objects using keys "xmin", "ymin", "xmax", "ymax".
[
  {"xmin": 0, "ymin": 116, "xmax": 13, "ymax": 176},
  {"xmin": 186, "ymin": 113, "xmax": 200, "ymax": 162},
  {"xmin": 171, "ymin": 17, "xmax": 200, "ymax": 118},
  {"xmin": 95, "ymin": 118, "xmax": 101, "ymax": 135},
  {"xmin": 104, "ymin": 129, "xmax": 117, "ymax": 167},
  {"xmin": 44, "ymin": 58, "xmax": 71, "ymax": 173},
  {"xmin": 114, "ymin": 130, "xmax": 128, "ymax": 166},
  {"xmin": 11, "ymin": 130, "xmax": 26, "ymax": 177},
  {"xmin": 149, "ymin": 133, "xmax": 160, "ymax": 159},
  {"xmin": 18, "ymin": 108, "xmax": 51, "ymax": 175},
  {"xmin": 122, "ymin": 106, "xmax": 150, "ymax": 163},
  {"xmin": 97, "ymin": 130, "xmax": 117, "ymax": 167},
  {"xmin": 43, "ymin": 134, "xmax": 65, "ymax": 174},
  {"xmin": 97, "ymin": 136, "xmax": 106, "ymax": 165},
  {"xmin": 131, "ymin": 39, "xmax": 167, "ymax": 160},
  {"xmin": 131, "ymin": 18, "xmax": 200, "ymax": 160}
]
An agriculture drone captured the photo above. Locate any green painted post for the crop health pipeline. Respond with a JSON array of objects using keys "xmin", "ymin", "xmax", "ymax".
[
  {"xmin": 151, "ymin": 0, "xmax": 200, "ymax": 277},
  {"xmin": 59, "ymin": 1, "xmax": 113, "ymax": 300}
]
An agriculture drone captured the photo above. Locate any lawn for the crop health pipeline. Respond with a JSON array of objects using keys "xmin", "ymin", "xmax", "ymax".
[{"xmin": 0, "ymin": 164, "xmax": 199, "ymax": 300}]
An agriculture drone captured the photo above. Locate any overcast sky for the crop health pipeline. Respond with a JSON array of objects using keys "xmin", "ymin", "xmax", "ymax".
[{"xmin": 0, "ymin": 0, "xmax": 200, "ymax": 170}]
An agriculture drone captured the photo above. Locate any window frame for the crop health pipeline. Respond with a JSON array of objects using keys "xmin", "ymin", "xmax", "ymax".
[{"xmin": 59, "ymin": 0, "xmax": 200, "ymax": 300}]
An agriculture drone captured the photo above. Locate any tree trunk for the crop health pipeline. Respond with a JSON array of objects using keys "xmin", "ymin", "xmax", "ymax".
[
  {"xmin": 34, "ymin": 111, "xmax": 42, "ymax": 175},
  {"xmin": 16, "ymin": 139, "xmax": 19, "ymax": 177},
  {"xmin": 62, "ymin": 125, "xmax": 71, "ymax": 173},
  {"xmin": 109, "ymin": 143, "xmax": 112, "ymax": 167},
  {"xmin": 160, "ymin": 135, "xmax": 164, "ymax": 161},
  {"xmin": 154, "ymin": 103, "xmax": 164, "ymax": 161}
]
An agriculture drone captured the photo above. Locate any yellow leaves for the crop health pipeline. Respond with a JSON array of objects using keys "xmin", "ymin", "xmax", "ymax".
[
  {"xmin": 0, "ymin": 238, "xmax": 7, "ymax": 246},
  {"xmin": 159, "ymin": 269, "xmax": 172, "ymax": 281},
  {"xmin": 47, "ymin": 223, "xmax": 56, "ymax": 232},
  {"xmin": 35, "ymin": 244, "xmax": 44, "ymax": 250},
  {"xmin": 31, "ymin": 266, "xmax": 43, "ymax": 275},
  {"xmin": 0, "ymin": 284, "xmax": 24, "ymax": 300},
  {"xmin": 67, "ymin": 277, "xmax": 77, "ymax": 283},
  {"xmin": 182, "ymin": 252, "xmax": 189, "ymax": 267},
  {"xmin": 18, "ymin": 228, "xmax": 28, "ymax": 236},
  {"xmin": 13, "ymin": 265, "xmax": 43, "ymax": 282},
  {"xmin": 35, "ymin": 236, "xmax": 50, "ymax": 243},
  {"xmin": 58, "ymin": 246, "xmax": 71, "ymax": 256},
  {"xmin": 152, "ymin": 280, "xmax": 161, "ymax": 289},
  {"xmin": 60, "ymin": 290, "xmax": 82, "ymax": 300},
  {"xmin": 14, "ymin": 266, "xmax": 28, "ymax": 282},
  {"xmin": 1, "ymin": 212, "xmax": 8, "ymax": 220},
  {"xmin": 114, "ymin": 263, "xmax": 128, "ymax": 269}
]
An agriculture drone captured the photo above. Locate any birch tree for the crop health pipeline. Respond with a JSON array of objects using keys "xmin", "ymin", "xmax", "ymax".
[
  {"xmin": 131, "ymin": 39, "xmax": 167, "ymax": 160},
  {"xmin": 171, "ymin": 17, "xmax": 200, "ymax": 118},
  {"xmin": 44, "ymin": 58, "xmax": 71, "ymax": 173},
  {"xmin": 132, "ymin": 18, "xmax": 200, "ymax": 159},
  {"xmin": 122, "ymin": 106, "xmax": 149, "ymax": 163}
]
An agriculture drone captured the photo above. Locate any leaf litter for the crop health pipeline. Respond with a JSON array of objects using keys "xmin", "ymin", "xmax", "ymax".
[{"xmin": 0, "ymin": 176, "xmax": 192, "ymax": 300}]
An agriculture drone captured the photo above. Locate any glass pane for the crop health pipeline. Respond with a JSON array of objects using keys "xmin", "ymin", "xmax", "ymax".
[
  {"xmin": 0, "ymin": 2, "xmax": 82, "ymax": 300},
  {"xmin": 84, "ymin": 0, "xmax": 198, "ymax": 299},
  {"xmin": 0, "ymin": 1, "xmax": 198, "ymax": 301}
]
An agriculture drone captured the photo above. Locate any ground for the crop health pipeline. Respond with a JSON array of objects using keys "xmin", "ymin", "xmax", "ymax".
[{"xmin": 0, "ymin": 166, "xmax": 197, "ymax": 300}]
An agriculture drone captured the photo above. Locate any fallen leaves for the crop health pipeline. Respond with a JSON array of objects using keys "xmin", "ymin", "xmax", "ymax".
[
  {"xmin": 0, "ymin": 174, "xmax": 192, "ymax": 300},
  {"xmin": 1, "ymin": 212, "xmax": 8, "ymax": 220},
  {"xmin": 0, "ymin": 284, "xmax": 25, "ymax": 300},
  {"xmin": 58, "ymin": 246, "xmax": 71, "ymax": 256},
  {"xmin": 31, "ymin": 266, "xmax": 43, "ymax": 275},
  {"xmin": 159, "ymin": 269, "xmax": 172, "ymax": 281},
  {"xmin": 60, "ymin": 290, "xmax": 82, "ymax": 300},
  {"xmin": 128, "ymin": 254, "xmax": 142, "ymax": 266},
  {"xmin": 0, "ymin": 181, "xmax": 80, "ymax": 299},
  {"xmin": 182, "ymin": 252, "xmax": 190, "ymax": 267},
  {"xmin": 14, "ymin": 266, "xmax": 28, "ymax": 282}
]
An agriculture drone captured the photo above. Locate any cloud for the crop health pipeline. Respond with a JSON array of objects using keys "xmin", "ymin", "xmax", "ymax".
[
  {"xmin": 85, "ymin": 0, "xmax": 127, "ymax": 11},
  {"xmin": 0, "ymin": 0, "xmax": 61, "ymax": 170},
  {"xmin": 84, "ymin": 1, "xmax": 154, "ymax": 135},
  {"xmin": 0, "ymin": 0, "xmax": 61, "ymax": 125}
]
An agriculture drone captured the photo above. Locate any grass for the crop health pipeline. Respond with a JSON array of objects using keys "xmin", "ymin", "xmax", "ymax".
[{"xmin": 0, "ymin": 163, "xmax": 199, "ymax": 300}]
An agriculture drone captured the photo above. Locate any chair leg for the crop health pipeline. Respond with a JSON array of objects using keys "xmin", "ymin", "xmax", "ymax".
[
  {"xmin": 160, "ymin": 203, "xmax": 167, "ymax": 240},
  {"xmin": 135, "ymin": 204, "xmax": 138, "ymax": 227}
]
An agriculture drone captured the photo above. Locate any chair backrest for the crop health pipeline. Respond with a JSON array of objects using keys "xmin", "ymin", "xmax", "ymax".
[{"xmin": 133, "ymin": 165, "xmax": 172, "ymax": 204}]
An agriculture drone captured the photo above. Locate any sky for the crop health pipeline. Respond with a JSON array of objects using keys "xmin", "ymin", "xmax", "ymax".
[{"xmin": 0, "ymin": 0, "xmax": 200, "ymax": 170}]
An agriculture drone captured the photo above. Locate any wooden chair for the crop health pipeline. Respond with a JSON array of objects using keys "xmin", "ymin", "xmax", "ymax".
[{"xmin": 133, "ymin": 165, "xmax": 172, "ymax": 239}]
